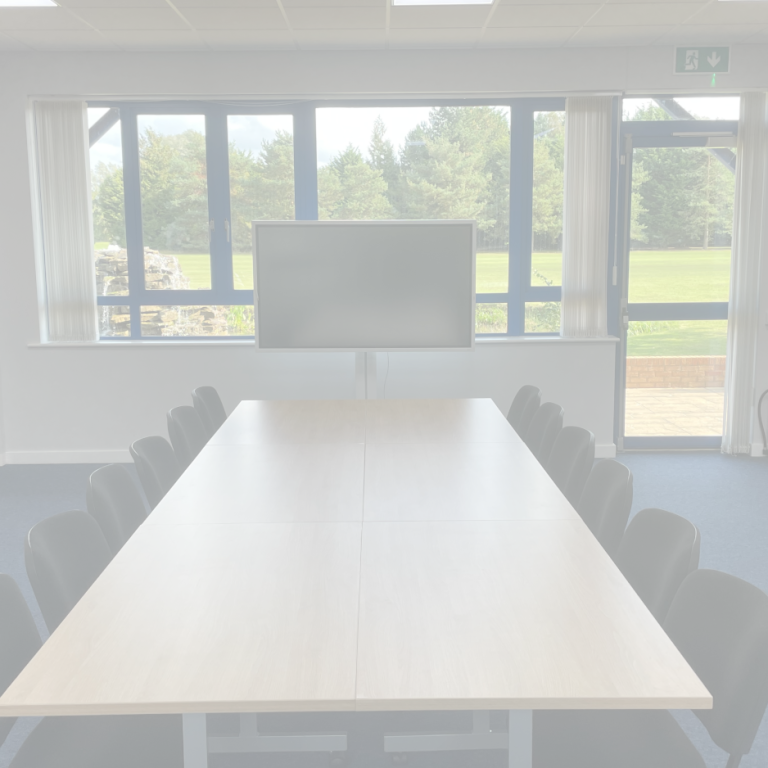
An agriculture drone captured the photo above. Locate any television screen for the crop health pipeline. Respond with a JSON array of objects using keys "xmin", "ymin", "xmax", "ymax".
[{"xmin": 252, "ymin": 220, "xmax": 475, "ymax": 351}]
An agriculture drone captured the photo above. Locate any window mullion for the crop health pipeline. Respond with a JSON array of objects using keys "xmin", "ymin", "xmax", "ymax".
[
  {"xmin": 206, "ymin": 106, "xmax": 234, "ymax": 299},
  {"xmin": 293, "ymin": 103, "xmax": 318, "ymax": 220}
]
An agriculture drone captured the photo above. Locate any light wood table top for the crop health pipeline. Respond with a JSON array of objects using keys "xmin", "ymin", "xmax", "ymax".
[
  {"xmin": 363, "ymin": 442, "xmax": 577, "ymax": 522},
  {"xmin": 147, "ymin": 444, "xmax": 366, "ymax": 525},
  {"xmin": 208, "ymin": 399, "xmax": 367, "ymax": 446},
  {"xmin": 363, "ymin": 398, "xmax": 516, "ymax": 444},
  {"xmin": 1, "ymin": 523, "xmax": 362, "ymax": 716},
  {"xmin": 356, "ymin": 520, "xmax": 710, "ymax": 711},
  {"xmin": 0, "ymin": 398, "xmax": 712, "ymax": 717}
]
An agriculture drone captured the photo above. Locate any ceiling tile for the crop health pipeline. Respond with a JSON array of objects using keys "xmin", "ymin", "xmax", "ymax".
[
  {"xmin": 741, "ymin": 26, "xmax": 768, "ymax": 44},
  {"xmin": 182, "ymin": 7, "xmax": 287, "ymax": 29},
  {"xmin": 478, "ymin": 25, "xmax": 577, "ymax": 46},
  {"xmin": 389, "ymin": 6, "xmax": 489, "ymax": 29},
  {"xmin": 389, "ymin": 26, "xmax": 480, "ymax": 47},
  {"xmin": 58, "ymin": 0, "xmax": 168, "ymax": 8},
  {"xmin": 285, "ymin": 7, "xmax": 384, "ymax": 28},
  {"xmin": 0, "ymin": 30, "xmax": 29, "ymax": 48},
  {"xmin": 490, "ymin": 4, "xmax": 599, "ymax": 27},
  {"xmin": 566, "ymin": 24, "xmax": 670, "ymax": 46},
  {"xmin": 0, "ymin": 8, "xmax": 89, "ymax": 30},
  {"xmin": 657, "ymin": 24, "xmax": 761, "ymax": 45},
  {"xmin": 173, "ymin": 0, "xmax": 277, "ymax": 5},
  {"xmin": 73, "ymin": 7, "xmax": 189, "ymax": 30},
  {"xmin": 687, "ymin": 2, "xmax": 768, "ymax": 25},
  {"xmin": 101, "ymin": 29, "xmax": 207, "ymax": 48},
  {"xmin": 199, "ymin": 28, "xmax": 294, "ymax": 47},
  {"xmin": 586, "ymin": 3, "xmax": 700, "ymax": 26},
  {"xmin": 282, "ymin": 0, "xmax": 382, "ymax": 6},
  {"xmin": 293, "ymin": 27, "xmax": 385, "ymax": 47},
  {"xmin": 7, "ymin": 29, "xmax": 116, "ymax": 48}
]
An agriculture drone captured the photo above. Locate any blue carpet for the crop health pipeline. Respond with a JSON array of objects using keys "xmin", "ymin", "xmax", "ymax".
[{"xmin": 0, "ymin": 454, "xmax": 766, "ymax": 767}]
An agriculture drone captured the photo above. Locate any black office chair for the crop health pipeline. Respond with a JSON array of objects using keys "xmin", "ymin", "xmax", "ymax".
[
  {"xmin": 0, "ymin": 573, "xmax": 182, "ymax": 768},
  {"xmin": 86, "ymin": 464, "xmax": 148, "ymax": 556},
  {"xmin": 192, "ymin": 386, "xmax": 227, "ymax": 439},
  {"xmin": 524, "ymin": 402, "xmax": 564, "ymax": 466},
  {"xmin": 615, "ymin": 508, "xmax": 700, "ymax": 623},
  {"xmin": 25, "ymin": 510, "xmax": 113, "ymax": 633},
  {"xmin": 507, "ymin": 385, "xmax": 541, "ymax": 437},
  {"xmin": 546, "ymin": 426, "xmax": 595, "ymax": 507},
  {"xmin": 533, "ymin": 569, "xmax": 768, "ymax": 768},
  {"xmin": 167, "ymin": 405, "xmax": 208, "ymax": 470},
  {"xmin": 576, "ymin": 460, "xmax": 633, "ymax": 558},
  {"xmin": 129, "ymin": 436, "xmax": 182, "ymax": 510}
]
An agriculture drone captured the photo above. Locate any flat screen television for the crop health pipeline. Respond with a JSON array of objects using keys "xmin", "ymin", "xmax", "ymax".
[{"xmin": 252, "ymin": 220, "xmax": 476, "ymax": 351}]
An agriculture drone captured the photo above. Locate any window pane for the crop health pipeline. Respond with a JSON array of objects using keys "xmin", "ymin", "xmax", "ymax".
[
  {"xmin": 89, "ymin": 108, "xmax": 126, "ymax": 296},
  {"xmin": 316, "ymin": 106, "xmax": 510, "ymax": 294},
  {"xmin": 228, "ymin": 115, "xmax": 295, "ymax": 291},
  {"xmin": 525, "ymin": 302, "xmax": 560, "ymax": 333},
  {"xmin": 532, "ymin": 111, "xmax": 564, "ymax": 287},
  {"xmin": 138, "ymin": 115, "xmax": 211, "ymax": 290},
  {"xmin": 625, "ymin": 320, "xmax": 726, "ymax": 437},
  {"xmin": 98, "ymin": 305, "xmax": 130, "ymax": 337},
  {"xmin": 141, "ymin": 306, "xmax": 254, "ymax": 337},
  {"xmin": 623, "ymin": 97, "xmax": 739, "ymax": 122},
  {"xmin": 476, "ymin": 303, "xmax": 507, "ymax": 334},
  {"xmin": 629, "ymin": 147, "xmax": 734, "ymax": 303}
]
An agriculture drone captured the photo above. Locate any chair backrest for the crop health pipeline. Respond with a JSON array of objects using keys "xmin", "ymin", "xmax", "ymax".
[
  {"xmin": 25, "ymin": 510, "xmax": 113, "ymax": 633},
  {"xmin": 576, "ymin": 459, "xmax": 633, "ymax": 558},
  {"xmin": 524, "ymin": 402, "xmax": 564, "ymax": 467},
  {"xmin": 546, "ymin": 426, "xmax": 595, "ymax": 507},
  {"xmin": 167, "ymin": 406, "xmax": 208, "ymax": 470},
  {"xmin": 664, "ymin": 569, "xmax": 768, "ymax": 762},
  {"xmin": 507, "ymin": 385, "xmax": 541, "ymax": 437},
  {"xmin": 0, "ymin": 574, "xmax": 42, "ymax": 745},
  {"xmin": 86, "ymin": 464, "xmax": 148, "ymax": 555},
  {"xmin": 192, "ymin": 386, "xmax": 227, "ymax": 439},
  {"xmin": 129, "ymin": 436, "xmax": 182, "ymax": 510},
  {"xmin": 615, "ymin": 507, "xmax": 700, "ymax": 623}
]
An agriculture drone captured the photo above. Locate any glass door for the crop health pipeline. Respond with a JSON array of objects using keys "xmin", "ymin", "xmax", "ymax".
[{"xmin": 618, "ymin": 116, "xmax": 736, "ymax": 449}]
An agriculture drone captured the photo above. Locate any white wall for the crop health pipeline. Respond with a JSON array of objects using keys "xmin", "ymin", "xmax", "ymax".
[{"xmin": 1, "ymin": 44, "xmax": 768, "ymax": 463}]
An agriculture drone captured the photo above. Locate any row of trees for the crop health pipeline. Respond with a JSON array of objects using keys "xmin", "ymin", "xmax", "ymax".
[{"xmin": 92, "ymin": 104, "xmax": 733, "ymax": 257}]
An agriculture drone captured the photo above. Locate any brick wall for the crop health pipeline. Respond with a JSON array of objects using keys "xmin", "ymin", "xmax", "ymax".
[{"xmin": 626, "ymin": 356, "xmax": 726, "ymax": 388}]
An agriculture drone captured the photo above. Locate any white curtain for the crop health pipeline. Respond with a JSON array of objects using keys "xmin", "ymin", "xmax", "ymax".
[
  {"xmin": 722, "ymin": 92, "xmax": 768, "ymax": 454},
  {"xmin": 560, "ymin": 96, "xmax": 613, "ymax": 338},
  {"xmin": 35, "ymin": 101, "xmax": 98, "ymax": 342}
]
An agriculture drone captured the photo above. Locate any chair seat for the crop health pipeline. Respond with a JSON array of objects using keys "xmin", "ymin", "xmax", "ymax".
[
  {"xmin": 533, "ymin": 709, "xmax": 705, "ymax": 768},
  {"xmin": 10, "ymin": 714, "xmax": 182, "ymax": 768}
]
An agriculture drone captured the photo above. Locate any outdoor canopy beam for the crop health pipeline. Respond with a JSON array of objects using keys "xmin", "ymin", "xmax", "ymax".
[
  {"xmin": 89, "ymin": 108, "xmax": 120, "ymax": 148},
  {"xmin": 653, "ymin": 98, "xmax": 737, "ymax": 174}
]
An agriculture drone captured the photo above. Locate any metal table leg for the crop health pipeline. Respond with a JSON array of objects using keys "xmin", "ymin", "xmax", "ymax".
[
  {"xmin": 183, "ymin": 713, "xmax": 208, "ymax": 768},
  {"xmin": 508, "ymin": 710, "xmax": 532, "ymax": 768}
]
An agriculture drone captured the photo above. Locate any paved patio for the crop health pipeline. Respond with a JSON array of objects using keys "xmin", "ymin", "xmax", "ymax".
[{"xmin": 625, "ymin": 387, "xmax": 724, "ymax": 437}]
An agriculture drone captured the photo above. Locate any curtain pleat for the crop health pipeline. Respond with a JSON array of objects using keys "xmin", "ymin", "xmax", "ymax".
[
  {"xmin": 560, "ymin": 96, "xmax": 613, "ymax": 338},
  {"xmin": 35, "ymin": 101, "xmax": 98, "ymax": 343},
  {"xmin": 722, "ymin": 92, "xmax": 768, "ymax": 455}
]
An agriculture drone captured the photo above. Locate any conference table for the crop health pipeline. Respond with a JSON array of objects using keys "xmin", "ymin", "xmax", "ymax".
[{"xmin": 0, "ymin": 398, "xmax": 711, "ymax": 767}]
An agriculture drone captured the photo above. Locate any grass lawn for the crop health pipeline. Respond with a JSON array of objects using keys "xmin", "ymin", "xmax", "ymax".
[{"xmin": 166, "ymin": 248, "xmax": 731, "ymax": 357}]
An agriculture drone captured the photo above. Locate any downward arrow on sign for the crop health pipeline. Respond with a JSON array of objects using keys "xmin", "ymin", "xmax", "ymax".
[{"xmin": 707, "ymin": 52, "xmax": 721, "ymax": 68}]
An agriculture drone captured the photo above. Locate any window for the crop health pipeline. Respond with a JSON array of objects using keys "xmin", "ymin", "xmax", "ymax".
[{"xmin": 89, "ymin": 99, "xmax": 566, "ymax": 340}]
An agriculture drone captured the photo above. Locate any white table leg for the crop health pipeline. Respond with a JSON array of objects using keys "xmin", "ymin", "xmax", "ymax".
[
  {"xmin": 183, "ymin": 713, "xmax": 208, "ymax": 768},
  {"xmin": 508, "ymin": 710, "xmax": 532, "ymax": 768}
]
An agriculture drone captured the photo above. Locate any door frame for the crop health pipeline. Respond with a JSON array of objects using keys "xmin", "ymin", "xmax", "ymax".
[{"xmin": 614, "ymin": 118, "xmax": 738, "ymax": 450}]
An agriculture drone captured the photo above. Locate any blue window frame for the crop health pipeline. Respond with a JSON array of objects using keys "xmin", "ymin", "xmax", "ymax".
[{"xmin": 89, "ymin": 98, "xmax": 567, "ymax": 340}]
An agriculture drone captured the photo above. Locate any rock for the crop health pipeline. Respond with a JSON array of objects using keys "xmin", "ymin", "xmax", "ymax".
[{"xmin": 94, "ymin": 247, "xmax": 250, "ymax": 337}]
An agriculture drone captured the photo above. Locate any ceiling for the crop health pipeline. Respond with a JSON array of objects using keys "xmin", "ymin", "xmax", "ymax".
[{"xmin": 1, "ymin": 0, "xmax": 768, "ymax": 53}]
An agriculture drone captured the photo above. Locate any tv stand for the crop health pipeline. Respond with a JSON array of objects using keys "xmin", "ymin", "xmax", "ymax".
[{"xmin": 355, "ymin": 352, "xmax": 378, "ymax": 399}]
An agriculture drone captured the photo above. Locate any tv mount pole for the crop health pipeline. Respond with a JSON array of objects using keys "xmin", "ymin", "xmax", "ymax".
[{"xmin": 355, "ymin": 352, "xmax": 378, "ymax": 400}]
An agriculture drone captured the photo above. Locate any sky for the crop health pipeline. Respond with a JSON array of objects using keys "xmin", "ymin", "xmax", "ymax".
[{"xmin": 88, "ymin": 96, "xmax": 742, "ymax": 179}]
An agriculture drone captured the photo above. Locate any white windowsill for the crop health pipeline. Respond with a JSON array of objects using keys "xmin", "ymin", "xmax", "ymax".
[{"xmin": 28, "ymin": 336, "xmax": 620, "ymax": 349}]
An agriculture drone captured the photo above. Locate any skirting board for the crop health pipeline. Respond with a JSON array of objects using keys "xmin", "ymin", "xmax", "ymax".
[
  {"xmin": 0, "ymin": 449, "xmax": 132, "ymax": 465},
  {"xmin": 2, "ymin": 446, "xmax": 618, "ymax": 464}
]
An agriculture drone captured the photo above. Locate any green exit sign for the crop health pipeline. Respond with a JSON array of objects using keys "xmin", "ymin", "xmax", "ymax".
[{"xmin": 675, "ymin": 47, "xmax": 730, "ymax": 75}]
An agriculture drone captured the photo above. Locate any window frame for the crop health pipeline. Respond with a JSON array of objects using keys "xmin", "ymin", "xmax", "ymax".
[{"xmin": 88, "ymin": 97, "xmax": 566, "ymax": 341}]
